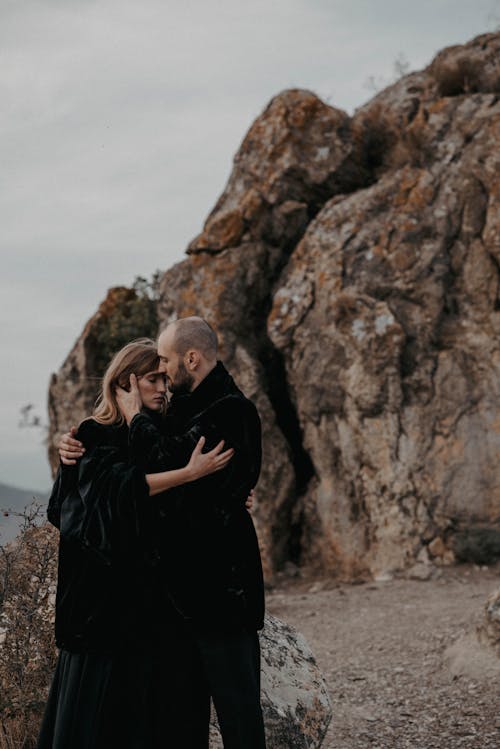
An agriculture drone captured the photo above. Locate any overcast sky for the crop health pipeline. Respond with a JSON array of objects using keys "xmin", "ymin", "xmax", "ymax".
[{"xmin": 1, "ymin": 0, "xmax": 498, "ymax": 492}]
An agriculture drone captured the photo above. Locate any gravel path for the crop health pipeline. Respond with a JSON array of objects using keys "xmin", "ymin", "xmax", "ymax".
[{"xmin": 266, "ymin": 563, "xmax": 500, "ymax": 749}]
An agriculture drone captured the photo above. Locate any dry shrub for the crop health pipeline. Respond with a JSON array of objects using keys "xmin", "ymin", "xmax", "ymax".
[
  {"xmin": 430, "ymin": 55, "xmax": 498, "ymax": 96},
  {"xmin": 0, "ymin": 505, "xmax": 58, "ymax": 749},
  {"xmin": 385, "ymin": 109, "xmax": 434, "ymax": 170},
  {"xmin": 356, "ymin": 102, "xmax": 434, "ymax": 176},
  {"xmin": 355, "ymin": 103, "xmax": 399, "ymax": 176}
]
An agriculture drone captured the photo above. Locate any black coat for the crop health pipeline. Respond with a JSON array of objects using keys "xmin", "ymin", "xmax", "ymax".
[
  {"xmin": 128, "ymin": 361, "xmax": 265, "ymax": 632},
  {"xmin": 47, "ymin": 417, "xmax": 187, "ymax": 653},
  {"xmin": 47, "ymin": 362, "xmax": 264, "ymax": 652}
]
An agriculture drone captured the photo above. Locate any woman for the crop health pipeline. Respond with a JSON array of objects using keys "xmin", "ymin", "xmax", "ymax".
[{"xmin": 37, "ymin": 339, "xmax": 236, "ymax": 749}]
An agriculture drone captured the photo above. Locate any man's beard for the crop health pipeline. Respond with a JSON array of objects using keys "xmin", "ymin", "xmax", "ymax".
[{"xmin": 169, "ymin": 360, "xmax": 194, "ymax": 395}]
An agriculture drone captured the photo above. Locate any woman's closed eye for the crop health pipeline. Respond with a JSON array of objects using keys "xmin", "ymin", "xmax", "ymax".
[{"xmin": 145, "ymin": 374, "xmax": 167, "ymax": 385}]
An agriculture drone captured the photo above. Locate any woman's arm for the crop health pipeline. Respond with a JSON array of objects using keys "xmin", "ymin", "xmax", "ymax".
[
  {"xmin": 145, "ymin": 436, "xmax": 234, "ymax": 496},
  {"xmin": 58, "ymin": 431, "xmax": 151, "ymax": 564}
]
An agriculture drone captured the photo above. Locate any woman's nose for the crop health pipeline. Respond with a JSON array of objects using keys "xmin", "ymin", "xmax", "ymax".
[{"xmin": 157, "ymin": 380, "xmax": 167, "ymax": 393}]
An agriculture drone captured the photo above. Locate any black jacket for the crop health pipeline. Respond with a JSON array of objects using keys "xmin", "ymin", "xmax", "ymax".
[
  {"xmin": 47, "ymin": 362, "xmax": 264, "ymax": 652},
  {"xmin": 128, "ymin": 361, "xmax": 265, "ymax": 632},
  {"xmin": 47, "ymin": 417, "xmax": 187, "ymax": 653}
]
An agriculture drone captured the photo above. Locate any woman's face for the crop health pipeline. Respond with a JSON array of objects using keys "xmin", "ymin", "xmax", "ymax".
[{"xmin": 136, "ymin": 370, "xmax": 167, "ymax": 411}]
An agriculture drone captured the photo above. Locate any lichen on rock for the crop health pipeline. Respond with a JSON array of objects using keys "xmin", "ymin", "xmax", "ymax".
[{"xmin": 48, "ymin": 31, "xmax": 500, "ymax": 583}]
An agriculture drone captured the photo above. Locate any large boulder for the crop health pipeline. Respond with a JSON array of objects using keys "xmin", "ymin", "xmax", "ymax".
[
  {"xmin": 47, "ymin": 286, "xmax": 158, "ymax": 470},
  {"xmin": 444, "ymin": 585, "xmax": 500, "ymax": 681},
  {"xmin": 477, "ymin": 587, "xmax": 500, "ymax": 657},
  {"xmin": 210, "ymin": 614, "xmax": 332, "ymax": 748},
  {"xmin": 154, "ymin": 88, "xmax": 370, "ymax": 576},
  {"xmin": 268, "ymin": 90, "xmax": 500, "ymax": 577},
  {"xmin": 48, "ymin": 32, "xmax": 500, "ymax": 581},
  {"xmin": 188, "ymin": 88, "xmax": 367, "ymax": 254}
]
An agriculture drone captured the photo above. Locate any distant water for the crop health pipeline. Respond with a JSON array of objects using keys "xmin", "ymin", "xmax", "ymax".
[{"xmin": 0, "ymin": 482, "xmax": 49, "ymax": 544}]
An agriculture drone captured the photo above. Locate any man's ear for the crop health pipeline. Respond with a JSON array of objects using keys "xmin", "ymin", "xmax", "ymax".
[{"xmin": 185, "ymin": 349, "xmax": 201, "ymax": 371}]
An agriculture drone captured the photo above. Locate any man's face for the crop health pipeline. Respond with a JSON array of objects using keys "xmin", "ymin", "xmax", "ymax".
[{"xmin": 157, "ymin": 328, "xmax": 194, "ymax": 395}]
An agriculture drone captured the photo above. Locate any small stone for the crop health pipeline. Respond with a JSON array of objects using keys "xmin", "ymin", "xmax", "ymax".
[
  {"xmin": 309, "ymin": 581, "xmax": 325, "ymax": 593},
  {"xmin": 283, "ymin": 561, "xmax": 301, "ymax": 578},
  {"xmin": 428, "ymin": 536, "xmax": 447, "ymax": 558},
  {"xmin": 407, "ymin": 563, "xmax": 433, "ymax": 581},
  {"xmin": 417, "ymin": 546, "xmax": 431, "ymax": 564},
  {"xmin": 441, "ymin": 550, "xmax": 456, "ymax": 566},
  {"xmin": 374, "ymin": 571, "xmax": 393, "ymax": 582}
]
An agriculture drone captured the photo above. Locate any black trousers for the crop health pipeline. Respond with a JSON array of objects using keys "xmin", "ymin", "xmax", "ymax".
[
  {"xmin": 188, "ymin": 627, "xmax": 267, "ymax": 749},
  {"xmin": 36, "ymin": 629, "xmax": 266, "ymax": 749}
]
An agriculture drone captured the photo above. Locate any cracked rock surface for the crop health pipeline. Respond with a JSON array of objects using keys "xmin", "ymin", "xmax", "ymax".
[
  {"xmin": 210, "ymin": 614, "xmax": 332, "ymax": 748},
  {"xmin": 48, "ymin": 32, "xmax": 500, "ymax": 581}
]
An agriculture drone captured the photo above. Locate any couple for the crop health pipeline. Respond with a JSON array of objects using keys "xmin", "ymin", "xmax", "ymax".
[{"xmin": 37, "ymin": 316, "xmax": 267, "ymax": 749}]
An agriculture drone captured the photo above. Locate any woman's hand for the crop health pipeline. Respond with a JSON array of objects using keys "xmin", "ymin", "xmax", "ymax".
[
  {"xmin": 186, "ymin": 436, "xmax": 234, "ymax": 481},
  {"xmin": 116, "ymin": 373, "xmax": 143, "ymax": 425}
]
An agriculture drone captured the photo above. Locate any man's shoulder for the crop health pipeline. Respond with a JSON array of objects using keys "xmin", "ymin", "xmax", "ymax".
[
  {"xmin": 201, "ymin": 391, "xmax": 261, "ymax": 428},
  {"xmin": 76, "ymin": 417, "xmax": 102, "ymax": 441},
  {"xmin": 76, "ymin": 418, "xmax": 124, "ymax": 448}
]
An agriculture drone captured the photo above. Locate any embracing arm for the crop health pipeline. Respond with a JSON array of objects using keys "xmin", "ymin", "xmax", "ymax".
[
  {"xmin": 58, "ymin": 373, "xmax": 213, "ymax": 470},
  {"xmin": 128, "ymin": 396, "xmax": 262, "ymax": 512},
  {"xmin": 145, "ymin": 436, "xmax": 233, "ymax": 495},
  {"xmin": 54, "ymin": 420, "xmax": 234, "ymax": 560},
  {"xmin": 128, "ymin": 412, "xmax": 206, "ymax": 473},
  {"xmin": 200, "ymin": 397, "xmax": 262, "ymax": 512},
  {"xmin": 57, "ymin": 419, "xmax": 239, "ymax": 502}
]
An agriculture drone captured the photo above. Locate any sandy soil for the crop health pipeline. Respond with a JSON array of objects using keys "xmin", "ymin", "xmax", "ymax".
[{"xmin": 266, "ymin": 563, "xmax": 500, "ymax": 749}]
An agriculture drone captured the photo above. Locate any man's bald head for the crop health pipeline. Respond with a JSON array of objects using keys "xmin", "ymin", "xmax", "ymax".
[
  {"xmin": 157, "ymin": 317, "xmax": 218, "ymax": 393},
  {"xmin": 168, "ymin": 316, "xmax": 218, "ymax": 360}
]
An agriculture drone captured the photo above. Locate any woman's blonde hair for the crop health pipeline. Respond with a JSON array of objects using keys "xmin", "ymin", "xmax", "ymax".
[{"xmin": 92, "ymin": 338, "xmax": 164, "ymax": 425}]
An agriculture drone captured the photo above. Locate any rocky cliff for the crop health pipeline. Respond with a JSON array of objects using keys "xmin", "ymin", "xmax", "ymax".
[{"xmin": 48, "ymin": 32, "xmax": 500, "ymax": 581}]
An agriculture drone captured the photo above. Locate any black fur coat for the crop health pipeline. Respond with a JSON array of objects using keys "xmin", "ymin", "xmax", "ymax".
[{"xmin": 48, "ymin": 362, "xmax": 264, "ymax": 653}]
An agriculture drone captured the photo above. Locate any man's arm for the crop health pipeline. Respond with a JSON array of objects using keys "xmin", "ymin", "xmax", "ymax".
[
  {"xmin": 196, "ymin": 396, "xmax": 262, "ymax": 514},
  {"xmin": 58, "ymin": 426, "xmax": 85, "ymax": 465}
]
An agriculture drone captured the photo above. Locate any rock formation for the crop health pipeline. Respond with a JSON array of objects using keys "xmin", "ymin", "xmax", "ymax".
[
  {"xmin": 444, "ymin": 584, "xmax": 500, "ymax": 681},
  {"xmin": 209, "ymin": 614, "xmax": 332, "ymax": 748},
  {"xmin": 48, "ymin": 32, "xmax": 500, "ymax": 581},
  {"xmin": 477, "ymin": 586, "xmax": 500, "ymax": 657},
  {"xmin": 48, "ymin": 285, "xmax": 158, "ymax": 468}
]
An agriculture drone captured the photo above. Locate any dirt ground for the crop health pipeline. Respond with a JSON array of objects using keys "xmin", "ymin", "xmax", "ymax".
[{"xmin": 266, "ymin": 563, "xmax": 500, "ymax": 749}]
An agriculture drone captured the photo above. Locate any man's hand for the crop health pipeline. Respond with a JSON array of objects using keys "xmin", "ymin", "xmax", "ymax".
[
  {"xmin": 115, "ymin": 373, "xmax": 143, "ymax": 425},
  {"xmin": 245, "ymin": 489, "xmax": 255, "ymax": 512},
  {"xmin": 59, "ymin": 426, "xmax": 85, "ymax": 466}
]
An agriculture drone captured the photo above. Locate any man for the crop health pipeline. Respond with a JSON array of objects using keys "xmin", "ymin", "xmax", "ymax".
[{"xmin": 59, "ymin": 317, "xmax": 267, "ymax": 749}]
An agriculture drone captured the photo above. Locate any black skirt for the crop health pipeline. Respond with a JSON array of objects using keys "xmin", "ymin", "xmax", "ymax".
[
  {"xmin": 36, "ymin": 641, "xmax": 213, "ymax": 749},
  {"xmin": 36, "ymin": 649, "xmax": 113, "ymax": 749}
]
